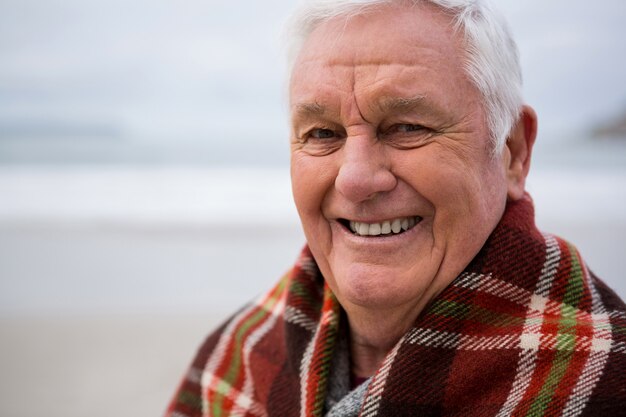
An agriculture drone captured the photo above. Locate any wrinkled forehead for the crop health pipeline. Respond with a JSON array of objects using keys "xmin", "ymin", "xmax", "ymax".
[
  {"xmin": 289, "ymin": 2, "xmax": 464, "ymax": 87},
  {"xmin": 287, "ymin": 2, "xmax": 475, "ymax": 119}
]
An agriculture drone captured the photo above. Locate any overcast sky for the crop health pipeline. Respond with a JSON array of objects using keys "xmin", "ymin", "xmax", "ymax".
[{"xmin": 0, "ymin": 0, "xmax": 624, "ymax": 163}]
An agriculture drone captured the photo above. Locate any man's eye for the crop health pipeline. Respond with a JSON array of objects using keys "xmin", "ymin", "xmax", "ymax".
[
  {"xmin": 394, "ymin": 124, "xmax": 426, "ymax": 133},
  {"xmin": 380, "ymin": 123, "xmax": 436, "ymax": 149},
  {"xmin": 309, "ymin": 128, "xmax": 336, "ymax": 139}
]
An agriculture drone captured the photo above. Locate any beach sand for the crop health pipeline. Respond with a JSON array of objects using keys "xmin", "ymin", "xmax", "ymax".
[
  {"xmin": 0, "ymin": 314, "xmax": 219, "ymax": 417},
  {"xmin": 0, "ymin": 222, "xmax": 306, "ymax": 417}
]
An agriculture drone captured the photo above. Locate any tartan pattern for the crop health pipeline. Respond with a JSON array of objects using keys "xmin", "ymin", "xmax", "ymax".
[{"xmin": 165, "ymin": 196, "xmax": 626, "ymax": 416}]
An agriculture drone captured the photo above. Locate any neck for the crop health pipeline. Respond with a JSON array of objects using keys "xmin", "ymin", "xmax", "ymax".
[{"xmin": 346, "ymin": 303, "xmax": 423, "ymax": 378}]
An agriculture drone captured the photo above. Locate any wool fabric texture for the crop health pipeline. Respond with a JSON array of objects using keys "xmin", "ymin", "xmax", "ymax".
[{"xmin": 165, "ymin": 196, "xmax": 626, "ymax": 417}]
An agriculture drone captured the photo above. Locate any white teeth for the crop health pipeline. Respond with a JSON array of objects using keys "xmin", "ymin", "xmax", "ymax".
[{"xmin": 349, "ymin": 217, "xmax": 421, "ymax": 237}]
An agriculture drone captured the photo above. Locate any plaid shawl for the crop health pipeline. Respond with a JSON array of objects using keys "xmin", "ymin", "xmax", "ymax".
[{"xmin": 166, "ymin": 196, "xmax": 626, "ymax": 417}]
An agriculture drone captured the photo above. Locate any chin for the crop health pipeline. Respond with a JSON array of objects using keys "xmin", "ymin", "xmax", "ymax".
[{"xmin": 329, "ymin": 263, "xmax": 431, "ymax": 312}]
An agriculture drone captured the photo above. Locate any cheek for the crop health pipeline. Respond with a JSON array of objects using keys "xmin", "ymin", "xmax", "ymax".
[
  {"xmin": 290, "ymin": 155, "xmax": 342, "ymax": 276},
  {"xmin": 396, "ymin": 150, "xmax": 474, "ymax": 206},
  {"xmin": 290, "ymin": 154, "xmax": 336, "ymax": 224},
  {"xmin": 398, "ymin": 148, "xmax": 506, "ymax": 230},
  {"xmin": 431, "ymin": 163, "xmax": 508, "ymax": 246},
  {"xmin": 290, "ymin": 154, "xmax": 313, "ymax": 208},
  {"xmin": 425, "ymin": 146, "xmax": 503, "ymax": 198}
]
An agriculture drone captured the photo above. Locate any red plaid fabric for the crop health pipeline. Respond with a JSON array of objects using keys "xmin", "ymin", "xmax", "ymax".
[{"xmin": 165, "ymin": 195, "xmax": 626, "ymax": 416}]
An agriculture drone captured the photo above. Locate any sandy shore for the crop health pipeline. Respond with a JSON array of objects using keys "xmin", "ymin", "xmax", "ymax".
[
  {"xmin": 0, "ymin": 223, "xmax": 305, "ymax": 417},
  {"xmin": 0, "ymin": 314, "xmax": 222, "ymax": 417}
]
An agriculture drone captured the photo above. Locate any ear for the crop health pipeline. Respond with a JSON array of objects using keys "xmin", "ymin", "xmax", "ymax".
[{"xmin": 504, "ymin": 105, "xmax": 537, "ymax": 201}]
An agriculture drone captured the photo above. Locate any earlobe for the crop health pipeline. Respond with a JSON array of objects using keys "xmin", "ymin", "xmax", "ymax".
[{"xmin": 505, "ymin": 105, "xmax": 537, "ymax": 201}]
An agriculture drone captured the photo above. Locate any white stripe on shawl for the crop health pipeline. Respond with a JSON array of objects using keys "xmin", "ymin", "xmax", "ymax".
[
  {"xmin": 360, "ymin": 331, "xmax": 410, "ymax": 417},
  {"xmin": 495, "ymin": 233, "xmax": 561, "ymax": 417},
  {"xmin": 561, "ymin": 256, "xmax": 612, "ymax": 417},
  {"xmin": 201, "ymin": 283, "xmax": 286, "ymax": 417}
]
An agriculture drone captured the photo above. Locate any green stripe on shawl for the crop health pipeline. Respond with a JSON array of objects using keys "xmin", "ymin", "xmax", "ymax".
[
  {"xmin": 177, "ymin": 390, "xmax": 202, "ymax": 411},
  {"xmin": 290, "ymin": 279, "xmax": 322, "ymax": 306},
  {"xmin": 431, "ymin": 299, "xmax": 525, "ymax": 328},
  {"xmin": 212, "ymin": 276, "xmax": 288, "ymax": 415},
  {"xmin": 312, "ymin": 288, "xmax": 340, "ymax": 416},
  {"xmin": 430, "ymin": 299, "xmax": 471, "ymax": 318},
  {"xmin": 526, "ymin": 244, "xmax": 585, "ymax": 416}
]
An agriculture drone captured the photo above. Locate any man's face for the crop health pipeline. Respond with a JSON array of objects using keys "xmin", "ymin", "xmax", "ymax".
[{"xmin": 289, "ymin": 4, "xmax": 511, "ymax": 314}]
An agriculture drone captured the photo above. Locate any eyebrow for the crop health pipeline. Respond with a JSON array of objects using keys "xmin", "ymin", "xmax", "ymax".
[
  {"xmin": 292, "ymin": 102, "xmax": 326, "ymax": 118},
  {"xmin": 377, "ymin": 94, "xmax": 428, "ymax": 114}
]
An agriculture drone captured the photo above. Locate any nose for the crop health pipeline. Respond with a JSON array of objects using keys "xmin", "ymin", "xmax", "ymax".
[{"xmin": 335, "ymin": 135, "xmax": 397, "ymax": 202}]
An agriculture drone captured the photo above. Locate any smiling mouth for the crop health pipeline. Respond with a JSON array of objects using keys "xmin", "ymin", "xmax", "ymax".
[{"xmin": 340, "ymin": 216, "xmax": 422, "ymax": 237}]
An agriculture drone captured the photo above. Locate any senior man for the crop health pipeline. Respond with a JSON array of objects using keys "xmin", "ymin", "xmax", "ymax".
[{"xmin": 166, "ymin": 1, "xmax": 626, "ymax": 416}]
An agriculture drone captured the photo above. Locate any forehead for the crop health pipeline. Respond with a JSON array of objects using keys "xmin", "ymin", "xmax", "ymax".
[
  {"xmin": 289, "ymin": 3, "xmax": 474, "ymax": 115},
  {"xmin": 297, "ymin": 3, "xmax": 460, "ymax": 66}
]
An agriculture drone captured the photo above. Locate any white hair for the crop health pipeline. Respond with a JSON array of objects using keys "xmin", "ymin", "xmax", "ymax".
[{"xmin": 285, "ymin": 0, "xmax": 524, "ymax": 155}]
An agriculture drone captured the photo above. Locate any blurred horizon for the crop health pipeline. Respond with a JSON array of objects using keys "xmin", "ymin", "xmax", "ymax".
[{"xmin": 1, "ymin": 0, "xmax": 625, "ymax": 166}]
